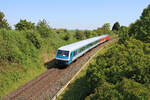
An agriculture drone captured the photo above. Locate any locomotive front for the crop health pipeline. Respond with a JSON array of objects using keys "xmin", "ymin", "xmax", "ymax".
[{"xmin": 55, "ymin": 49, "xmax": 70, "ymax": 65}]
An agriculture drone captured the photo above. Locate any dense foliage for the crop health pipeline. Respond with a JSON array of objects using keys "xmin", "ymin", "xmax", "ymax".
[
  {"xmin": 0, "ymin": 11, "xmax": 10, "ymax": 29},
  {"xmin": 94, "ymin": 23, "xmax": 111, "ymax": 35},
  {"xmin": 15, "ymin": 19, "xmax": 35, "ymax": 30},
  {"xmin": 86, "ymin": 38, "xmax": 150, "ymax": 99},
  {"xmin": 0, "ymin": 29, "xmax": 40, "ymax": 64},
  {"xmin": 129, "ymin": 5, "xmax": 150, "ymax": 43},
  {"xmin": 112, "ymin": 22, "xmax": 120, "ymax": 31},
  {"xmin": 75, "ymin": 30, "xmax": 86, "ymax": 40},
  {"xmin": 118, "ymin": 26, "xmax": 129, "ymax": 43},
  {"xmin": 36, "ymin": 19, "xmax": 52, "ymax": 38},
  {"xmin": 86, "ymin": 78, "xmax": 150, "ymax": 100}
]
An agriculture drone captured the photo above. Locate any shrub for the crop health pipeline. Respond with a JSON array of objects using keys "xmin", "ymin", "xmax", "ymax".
[
  {"xmin": 63, "ymin": 32, "xmax": 73, "ymax": 41},
  {"xmin": 36, "ymin": 19, "xmax": 52, "ymax": 38},
  {"xmin": 129, "ymin": 4, "xmax": 150, "ymax": 43},
  {"xmin": 25, "ymin": 30, "xmax": 43, "ymax": 49},
  {"xmin": 75, "ymin": 30, "xmax": 86, "ymax": 40},
  {"xmin": 86, "ymin": 38, "xmax": 150, "ymax": 99},
  {"xmin": 15, "ymin": 19, "xmax": 35, "ymax": 30},
  {"xmin": 85, "ymin": 79, "xmax": 150, "ymax": 100},
  {"xmin": 0, "ymin": 29, "xmax": 40, "ymax": 64}
]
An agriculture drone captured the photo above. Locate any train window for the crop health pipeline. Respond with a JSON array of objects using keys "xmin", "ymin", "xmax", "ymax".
[
  {"xmin": 57, "ymin": 50, "xmax": 69, "ymax": 57},
  {"xmin": 78, "ymin": 49, "xmax": 81, "ymax": 53},
  {"xmin": 74, "ymin": 50, "xmax": 77, "ymax": 56},
  {"xmin": 81, "ymin": 48, "xmax": 83, "ymax": 51},
  {"xmin": 76, "ymin": 50, "xmax": 78, "ymax": 55},
  {"xmin": 57, "ymin": 50, "xmax": 62, "ymax": 55},
  {"xmin": 80, "ymin": 48, "xmax": 82, "ymax": 51},
  {"xmin": 83, "ymin": 47, "xmax": 85, "ymax": 50},
  {"xmin": 65, "ymin": 51, "xmax": 69, "ymax": 56}
]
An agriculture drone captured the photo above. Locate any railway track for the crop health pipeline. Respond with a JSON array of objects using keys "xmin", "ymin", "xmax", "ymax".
[{"xmin": 2, "ymin": 37, "xmax": 119, "ymax": 100}]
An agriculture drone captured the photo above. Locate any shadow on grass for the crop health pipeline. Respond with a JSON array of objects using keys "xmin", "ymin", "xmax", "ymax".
[{"xmin": 58, "ymin": 75, "xmax": 89, "ymax": 100}]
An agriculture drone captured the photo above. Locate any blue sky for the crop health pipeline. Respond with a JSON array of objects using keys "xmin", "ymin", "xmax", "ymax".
[{"xmin": 0, "ymin": 0, "xmax": 150, "ymax": 30}]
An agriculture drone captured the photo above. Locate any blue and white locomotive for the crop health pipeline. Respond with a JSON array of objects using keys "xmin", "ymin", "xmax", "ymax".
[{"xmin": 55, "ymin": 34, "xmax": 110, "ymax": 65}]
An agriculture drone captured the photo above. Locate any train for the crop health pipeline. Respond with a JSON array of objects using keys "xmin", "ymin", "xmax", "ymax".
[{"xmin": 55, "ymin": 34, "xmax": 110, "ymax": 65}]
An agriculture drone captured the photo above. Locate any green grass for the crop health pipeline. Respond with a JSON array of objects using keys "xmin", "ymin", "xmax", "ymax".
[
  {"xmin": 57, "ymin": 41, "xmax": 117, "ymax": 100},
  {"xmin": 0, "ymin": 62, "xmax": 46, "ymax": 98}
]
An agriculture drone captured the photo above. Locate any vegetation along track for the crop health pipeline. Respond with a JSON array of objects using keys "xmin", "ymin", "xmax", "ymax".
[{"xmin": 2, "ymin": 37, "xmax": 119, "ymax": 100}]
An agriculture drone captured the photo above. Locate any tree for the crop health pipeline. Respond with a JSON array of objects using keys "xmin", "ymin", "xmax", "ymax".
[
  {"xmin": 15, "ymin": 19, "xmax": 35, "ymax": 30},
  {"xmin": 55, "ymin": 28, "xmax": 67, "ymax": 34},
  {"xmin": 36, "ymin": 19, "xmax": 51, "ymax": 38},
  {"xmin": 87, "ymin": 38, "xmax": 150, "ymax": 85},
  {"xmin": 112, "ymin": 21, "xmax": 120, "ymax": 31},
  {"xmin": 84, "ymin": 30, "xmax": 92, "ymax": 38},
  {"xmin": 94, "ymin": 23, "xmax": 111, "ymax": 35},
  {"xmin": 129, "ymin": 4, "xmax": 150, "ymax": 43},
  {"xmin": 75, "ymin": 30, "xmax": 86, "ymax": 40},
  {"xmin": 102, "ymin": 23, "xmax": 110, "ymax": 32},
  {"xmin": 26, "ymin": 30, "xmax": 42, "ymax": 49},
  {"xmin": 118, "ymin": 26, "xmax": 129, "ymax": 43},
  {"xmin": 0, "ymin": 11, "xmax": 10, "ymax": 29},
  {"xmin": 63, "ymin": 32, "xmax": 72, "ymax": 41}
]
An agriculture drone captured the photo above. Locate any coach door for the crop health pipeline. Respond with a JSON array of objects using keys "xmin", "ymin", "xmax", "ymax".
[{"xmin": 70, "ymin": 52, "xmax": 74, "ymax": 61}]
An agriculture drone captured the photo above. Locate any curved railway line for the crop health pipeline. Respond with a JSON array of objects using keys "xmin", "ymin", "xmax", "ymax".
[{"xmin": 2, "ymin": 37, "xmax": 119, "ymax": 100}]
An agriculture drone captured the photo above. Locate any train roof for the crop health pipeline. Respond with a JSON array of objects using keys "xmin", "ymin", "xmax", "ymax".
[{"xmin": 58, "ymin": 34, "xmax": 109, "ymax": 51}]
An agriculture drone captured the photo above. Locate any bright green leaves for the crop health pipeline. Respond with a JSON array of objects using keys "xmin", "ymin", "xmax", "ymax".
[
  {"xmin": 0, "ymin": 29, "xmax": 40, "ymax": 64},
  {"xmin": 129, "ymin": 4, "xmax": 150, "ymax": 43},
  {"xmin": 86, "ymin": 38, "xmax": 150, "ymax": 99},
  {"xmin": 0, "ymin": 11, "xmax": 10, "ymax": 29},
  {"xmin": 15, "ymin": 19, "xmax": 35, "ymax": 30}
]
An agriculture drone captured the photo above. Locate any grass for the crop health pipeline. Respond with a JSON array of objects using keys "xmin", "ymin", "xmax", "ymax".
[
  {"xmin": 0, "ymin": 63, "xmax": 46, "ymax": 98},
  {"xmin": 56, "ymin": 41, "xmax": 117, "ymax": 100}
]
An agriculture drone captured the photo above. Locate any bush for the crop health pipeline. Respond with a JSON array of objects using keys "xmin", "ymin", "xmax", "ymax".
[
  {"xmin": 0, "ymin": 29, "xmax": 40, "ymax": 64},
  {"xmin": 0, "ymin": 11, "xmax": 10, "ymax": 29},
  {"xmin": 85, "ymin": 82, "xmax": 122, "ymax": 100},
  {"xmin": 15, "ymin": 19, "xmax": 35, "ymax": 30},
  {"xmin": 75, "ymin": 30, "xmax": 86, "ymax": 40},
  {"xmin": 36, "ymin": 19, "xmax": 52, "ymax": 38},
  {"xmin": 85, "ymin": 78, "xmax": 150, "ymax": 100},
  {"xmin": 129, "ymin": 4, "xmax": 150, "ymax": 43},
  {"xmin": 25, "ymin": 30, "xmax": 43, "ymax": 49},
  {"xmin": 63, "ymin": 32, "xmax": 73, "ymax": 41},
  {"xmin": 86, "ymin": 38, "xmax": 150, "ymax": 99}
]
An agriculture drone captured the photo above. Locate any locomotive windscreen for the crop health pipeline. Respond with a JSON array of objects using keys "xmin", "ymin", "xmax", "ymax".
[{"xmin": 57, "ymin": 50, "xmax": 69, "ymax": 57}]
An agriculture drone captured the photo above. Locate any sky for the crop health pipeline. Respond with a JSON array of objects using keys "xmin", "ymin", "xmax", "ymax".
[{"xmin": 0, "ymin": 0, "xmax": 150, "ymax": 30}]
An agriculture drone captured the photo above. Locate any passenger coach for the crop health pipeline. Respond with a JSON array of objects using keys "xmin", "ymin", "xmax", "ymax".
[{"xmin": 55, "ymin": 34, "xmax": 110, "ymax": 65}]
